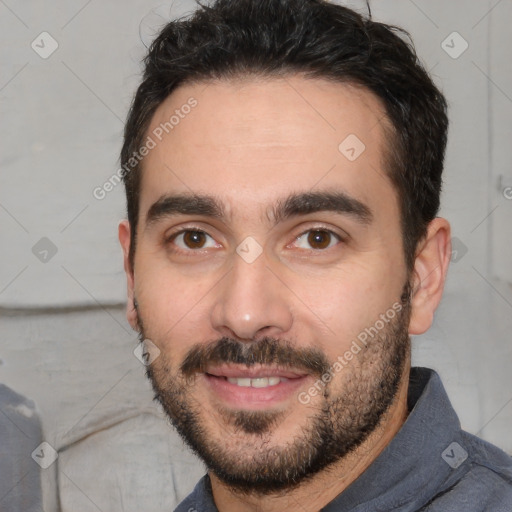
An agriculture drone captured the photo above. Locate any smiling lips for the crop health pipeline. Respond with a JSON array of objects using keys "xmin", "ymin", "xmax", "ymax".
[
  {"xmin": 207, "ymin": 365, "xmax": 307, "ymax": 383},
  {"xmin": 204, "ymin": 365, "xmax": 310, "ymax": 406}
]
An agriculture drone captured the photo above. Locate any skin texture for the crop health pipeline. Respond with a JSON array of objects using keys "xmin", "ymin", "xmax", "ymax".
[{"xmin": 119, "ymin": 75, "xmax": 452, "ymax": 512}]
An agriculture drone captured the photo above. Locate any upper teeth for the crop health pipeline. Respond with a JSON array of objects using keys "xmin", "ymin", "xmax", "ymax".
[{"xmin": 226, "ymin": 377, "xmax": 288, "ymax": 388}]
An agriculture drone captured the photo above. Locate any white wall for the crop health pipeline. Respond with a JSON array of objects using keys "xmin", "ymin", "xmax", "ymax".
[{"xmin": 1, "ymin": 0, "xmax": 511, "ymax": 509}]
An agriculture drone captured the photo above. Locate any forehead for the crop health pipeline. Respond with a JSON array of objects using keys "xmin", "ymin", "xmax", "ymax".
[{"xmin": 138, "ymin": 75, "xmax": 398, "ymax": 227}]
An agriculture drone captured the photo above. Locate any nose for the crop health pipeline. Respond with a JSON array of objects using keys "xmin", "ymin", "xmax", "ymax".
[{"xmin": 210, "ymin": 250, "xmax": 294, "ymax": 342}]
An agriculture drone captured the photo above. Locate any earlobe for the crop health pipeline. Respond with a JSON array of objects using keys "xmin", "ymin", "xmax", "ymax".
[
  {"xmin": 408, "ymin": 217, "xmax": 452, "ymax": 335},
  {"xmin": 118, "ymin": 220, "xmax": 139, "ymax": 331}
]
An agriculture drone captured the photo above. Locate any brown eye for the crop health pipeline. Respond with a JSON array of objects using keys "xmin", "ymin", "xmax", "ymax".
[
  {"xmin": 307, "ymin": 230, "xmax": 332, "ymax": 249},
  {"xmin": 182, "ymin": 230, "xmax": 207, "ymax": 248},
  {"xmin": 171, "ymin": 230, "xmax": 218, "ymax": 251},
  {"xmin": 293, "ymin": 229, "xmax": 341, "ymax": 251}
]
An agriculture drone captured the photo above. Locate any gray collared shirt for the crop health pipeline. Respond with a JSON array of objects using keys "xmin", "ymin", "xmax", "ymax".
[{"xmin": 174, "ymin": 367, "xmax": 512, "ymax": 511}]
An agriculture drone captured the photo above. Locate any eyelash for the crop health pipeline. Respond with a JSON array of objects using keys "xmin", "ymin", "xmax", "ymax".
[{"xmin": 165, "ymin": 226, "xmax": 344, "ymax": 255}]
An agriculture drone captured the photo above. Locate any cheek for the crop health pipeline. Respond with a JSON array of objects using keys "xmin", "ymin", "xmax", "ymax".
[
  {"xmin": 294, "ymin": 266, "xmax": 402, "ymax": 354},
  {"xmin": 134, "ymin": 260, "xmax": 216, "ymax": 352}
]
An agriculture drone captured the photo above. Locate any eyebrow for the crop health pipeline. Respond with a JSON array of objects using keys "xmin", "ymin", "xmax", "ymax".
[{"xmin": 144, "ymin": 190, "xmax": 373, "ymax": 229}]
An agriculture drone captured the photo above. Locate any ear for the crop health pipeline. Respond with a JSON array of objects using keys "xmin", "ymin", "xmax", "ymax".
[
  {"xmin": 408, "ymin": 217, "xmax": 452, "ymax": 335},
  {"xmin": 118, "ymin": 220, "xmax": 139, "ymax": 331}
]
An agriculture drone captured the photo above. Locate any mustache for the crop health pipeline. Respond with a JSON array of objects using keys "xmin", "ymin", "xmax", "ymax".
[{"xmin": 180, "ymin": 337, "xmax": 330, "ymax": 378}]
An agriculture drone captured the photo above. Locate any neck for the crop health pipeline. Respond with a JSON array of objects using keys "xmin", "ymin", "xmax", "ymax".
[{"xmin": 210, "ymin": 363, "xmax": 411, "ymax": 512}]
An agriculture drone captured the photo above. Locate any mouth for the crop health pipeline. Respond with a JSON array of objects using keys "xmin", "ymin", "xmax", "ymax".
[{"xmin": 202, "ymin": 365, "xmax": 311, "ymax": 409}]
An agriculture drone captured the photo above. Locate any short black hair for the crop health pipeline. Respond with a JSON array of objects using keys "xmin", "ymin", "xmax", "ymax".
[{"xmin": 121, "ymin": 0, "xmax": 448, "ymax": 272}]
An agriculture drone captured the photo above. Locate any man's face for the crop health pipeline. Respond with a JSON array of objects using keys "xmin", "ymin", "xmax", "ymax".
[{"xmin": 123, "ymin": 76, "xmax": 412, "ymax": 492}]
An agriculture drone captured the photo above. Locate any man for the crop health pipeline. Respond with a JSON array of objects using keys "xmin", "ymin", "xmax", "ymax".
[{"xmin": 118, "ymin": 0, "xmax": 512, "ymax": 510}]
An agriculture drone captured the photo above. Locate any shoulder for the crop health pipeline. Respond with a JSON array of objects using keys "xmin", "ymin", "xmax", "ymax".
[{"xmin": 423, "ymin": 431, "xmax": 512, "ymax": 511}]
